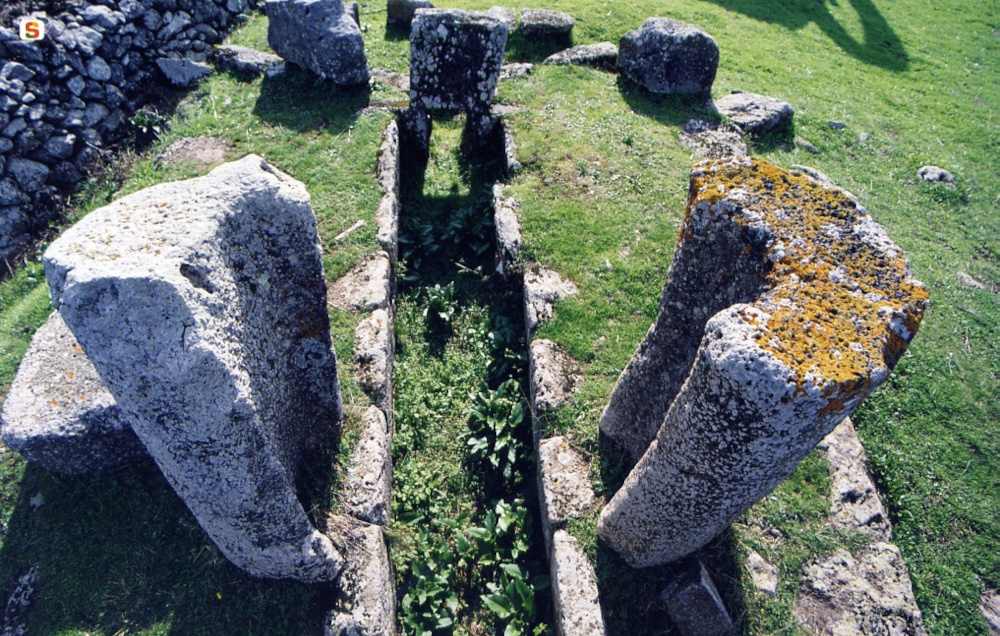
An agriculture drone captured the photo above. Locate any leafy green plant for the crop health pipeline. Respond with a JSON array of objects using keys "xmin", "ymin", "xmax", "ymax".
[
  {"xmin": 486, "ymin": 314, "xmax": 527, "ymax": 385},
  {"xmin": 482, "ymin": 564, "xmax": 550, "ymax": 636},
  {"xmin": 423, "ymin": 283, "xmax": 457, "ymax": 333},
  {"xmin": 467, "ymin": 499, "xmax": 532, "ymax": 568},
  {"xmin": 443, "ymin": 202, "xmax": 494, "ymax": 261},
  {"xmin": 463, "ymin": 380, "xmax": 529, "ymax": 484},
  {"xmin": 129, "ymin": 108, "xmax": 166, "ymax": 144},
  {"xmin": 400, "ymin": 528, "xmax": 461, "ymax": 636}
]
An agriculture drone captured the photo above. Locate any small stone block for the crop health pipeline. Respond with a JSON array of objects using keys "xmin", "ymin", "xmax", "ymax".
[{"xmin": 660, "ymin": 560, "xmax": 734, "ymax": 636}]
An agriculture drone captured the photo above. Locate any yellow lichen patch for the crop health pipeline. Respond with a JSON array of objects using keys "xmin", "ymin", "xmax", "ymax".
[{"xmin": 689, "ymin": 158, "xmax": 928, "ymax": 396}]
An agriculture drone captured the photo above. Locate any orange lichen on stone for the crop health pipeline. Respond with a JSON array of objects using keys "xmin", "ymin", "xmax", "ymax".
[{"xmin": 687, "ymin": 158, "xmax": 928, "ymax": 399}]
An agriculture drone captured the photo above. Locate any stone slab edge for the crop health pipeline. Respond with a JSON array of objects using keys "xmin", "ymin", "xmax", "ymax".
[
  {"xmin": 492, "ymin": 165, "xmax": 607, "ymax": 634},
  {"xmin": 329, "ymin": 119, "xmax": 400, "ymax": 632}
]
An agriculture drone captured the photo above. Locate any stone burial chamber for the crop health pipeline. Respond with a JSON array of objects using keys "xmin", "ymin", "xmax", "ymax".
[
  {"xmin": 42, "ymin": 155, "xmax": 345, "ymax": 582},
  {"xmin": 598, "ymin": 157, "xmax": 929, "ymax": 568}
]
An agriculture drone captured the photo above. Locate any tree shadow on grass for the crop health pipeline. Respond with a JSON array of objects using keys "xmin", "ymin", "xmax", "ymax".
[
  {"xmin": 0, "ymin": 460, "xmax": 330, "ymax": 636},
  {"xmin": 254, "ymin": 65, "xmax": 371, "ymax": 133},
  {"xmin": 707, "ymin": 0, "xmax": 908, "ymax": 71}
]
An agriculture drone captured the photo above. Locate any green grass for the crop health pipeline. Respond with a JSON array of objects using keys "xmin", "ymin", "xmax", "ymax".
[{"xmin": 1, "ymin": 0, "xmax": 997, "ymax": 634}]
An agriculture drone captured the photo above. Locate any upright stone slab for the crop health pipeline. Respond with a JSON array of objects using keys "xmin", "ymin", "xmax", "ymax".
[
  {"xmin": 598, "ymin": 157, "xmax": 928, "ymax": 567},
  {"xmin": 618, "ymin": 18, "xmax": 719, "ymax": 96},
  {"xmin": 43, "ymin": 155, "xmax": 344, "ymax": 582},
  {"xmin": 1, "ymin": 311, "xmax": 146, "ymax": 475},
  {"xmin": 409, "ymin": 9, "xmax": 508, "ymax": 115},
  {"xmin": 267, "ymin": 0, "xmax": 370, "ymax": 86}
]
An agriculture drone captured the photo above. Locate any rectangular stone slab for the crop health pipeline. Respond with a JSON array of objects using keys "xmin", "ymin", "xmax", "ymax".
[{"xmin": 43, "ymin": 155, "xmax": 343, "ymax": 582}]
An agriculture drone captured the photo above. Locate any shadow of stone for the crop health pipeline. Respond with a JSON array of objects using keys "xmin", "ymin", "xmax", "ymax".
[
  {"xmin": 617, "ymin": 76, "xmax": 722, "ymax": 129},
  {"xmin": 705, "ymin": 0, "xmax": 908, "ymax": 71},
  {"xmin": 506, "ymin": 32, "xmax": 573, "ymax": 64},
  {"xmin": 0, "ymin": 461, "xmax": 328, "ymax": 636},
  {"xmin": 254, "ymin": 65, "xmax": 371, "ymax": 133},
  {"xmin": 385, "ymin": 23, "xmax": 411, "ymax": 42}
]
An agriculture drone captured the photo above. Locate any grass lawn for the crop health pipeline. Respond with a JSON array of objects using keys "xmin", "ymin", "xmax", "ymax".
[{"xmin": 0, "ymin": 0, "xmax": 996, "ymax": 634}]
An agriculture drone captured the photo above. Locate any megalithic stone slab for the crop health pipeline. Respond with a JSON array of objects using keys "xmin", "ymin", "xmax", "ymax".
[
  {"xmin": 598, "ymin": 157, "xmax": 927, "ymax": 567},
  {"xmin": 43, "ymin": 155, "xmax": 344, "ymax": 582},
  {"xmin": 266, "ymin": 0, "xmax": 370, "ymax": 86},
  {"xmin": 1, "ymin": 310, "xmax": 147, "ymax": 475},
  {"xmin": 409, "ymin": 9, "xmax": 508, "ymax": 114},
  {"xmin": 618, "ymin": 18, "xmax": 719, "ymax": 97}
]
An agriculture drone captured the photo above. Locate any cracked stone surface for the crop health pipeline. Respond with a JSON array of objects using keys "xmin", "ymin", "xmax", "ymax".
[
  {"xmin": 499, "ymin": 62, "xmax": 533, "ymax": 81},
  {"xmin": 746, "ymin": 549, "xmax": 779, "ymax": 598},
  {"xmin": 212, "ymin": 45, "xmax": 283, "ymax": 77},
  {"xmin": 679, "ymin": 119, "xmax": 747, "ymax": 159},
  {"xmin": 538, "ymin": 437, "xmax": 594, "ymax": 535},
  {"xmin": 529, "ymin": 339, "xmax": 581, "ymax": 413},
  {"xmin": 550, "ymin": 530, "xmax": 607, "ymax": 636},
  {"xmin": 326, "ymin": 518, "xmax": 396, "ymax": 636},
  {"xmin": 618, "ymin": 18, "xmax": 718, "ymax": 96},
  {"xmin": 598, "ymin": 157, "xmax": 927, "ymax": 567},
  {"xmin": 43, "ymin": 155, "xmax": 343, "ymax": 582},
  {"xmin": 355, "ymin": 309, "xmax": 394, "ymax": 419},
  {"xmin": 1, "ymin": 311, "xmax": 146, "ymax": 475},
  {"xmin": 520, "ymin": 9, "xmax": 574, "ymax": 39},
  {"xmin": 523, "ymin": 266, "xmax": 578, "ymax": 335},
  {"xmin": 343, "ymin": 406, "xmax": 392, "ymax": 526},
  {"xmin": 544, "ymin": 43, "xmax": 618, "ymax": 71},
  {"xmin": 493, "ymin": 183, "xmax": 521, "ymax": 275},
  {"xmin": 713, "ymin": 91, "xmax": 794, "ymax": 134},
  {"xmin": 981, "ymin": 589, "xmax": 1000, "ymax": 636},
  {"xmin": 795, "ymin": 543, "xmax": 928, "ymax": 636},
  {"xmin": 818, "ymin": 417, "xmax": 891, "ymax": 540},
  {"xmin": 327, "ymin": 253, "xmax": 392, "ymax": 312}
]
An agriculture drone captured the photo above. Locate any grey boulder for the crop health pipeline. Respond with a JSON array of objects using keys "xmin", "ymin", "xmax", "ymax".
[
  {"xmin": 544, "ymin": 42, "xmax": 618, "ymax": 72},
  {"xmin": 156, "ymin": 58, "xmax": 213, "ymax": 87},
  {"xmin": 0, "ymin": 311, "xmax": 147, "ymax": 475},
  {"xmin": 519, "ymin": 9, "xmax": 574, "ymax": 39},
  {"xmin": 267, "ymin": 0, "xmax": 370, "ymax": 85},
  {"xmin": 212, "ymin": 45, "xmax": 284, "ymax": 77},
  {"xmin": 618, "ymin": 18, "xmax": 719, "ymax": 96},
  {"xmin": 713, "ymin": 91, "xmax": 794, "ymax": 134},
  {"xmin": 44, "ymin": 155, "xmax": 344, "ymax": 582}
]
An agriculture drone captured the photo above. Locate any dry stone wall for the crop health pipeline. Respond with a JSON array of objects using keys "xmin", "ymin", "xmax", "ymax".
[
  {"xmin": 598, "ymin": 156, "xmax": 929, "ymax": 568},
  {"xmin": 0, "ymin": 0, "xmax": 257, "ymax": 268}
]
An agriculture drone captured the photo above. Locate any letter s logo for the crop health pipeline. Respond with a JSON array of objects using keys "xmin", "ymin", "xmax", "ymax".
[{"xmin": 19, "ymin": 18, "xmax": 45, "ymax": 41}]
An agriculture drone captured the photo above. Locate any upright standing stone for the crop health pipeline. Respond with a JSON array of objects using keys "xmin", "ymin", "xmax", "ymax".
[
  {"xmin": 386, "ymin": 0, "xmax": 433, "ymax": 29},
  {"xmin": 598, "ymin": 157, "xmax": 927, "ymax": 567},
  {"xmin": 267, "ymin": 0, "xmax": 370, "ymax": 86},
  {"xmin": 43, "ymin": 155, "xmax": 344, "ymax": 582},
  {"xmin": 618, "ymin": 18, "xmax": 719, "ymax": 96}
]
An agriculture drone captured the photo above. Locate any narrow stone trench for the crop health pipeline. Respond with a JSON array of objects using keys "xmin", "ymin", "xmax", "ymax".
[{"xmin": 389, "ymin": 112, "xmax": 551, "ymax": 634}]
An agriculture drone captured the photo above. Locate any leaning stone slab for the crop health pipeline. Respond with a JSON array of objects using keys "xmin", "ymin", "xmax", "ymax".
[
  {"xmin": 342, "ymin": 406, "xmax": 391, "ymax": 526},
  {"xmin": 713, "ymin": 91, "xmax": 794, "ymax": 134},
  {"xmin": 598, "ymin": 157, "xmax": 928, "ymax": 567},
  {"xmin": 618, "ymin": 18, "xmax": 718, "ymax": 96},
  {"xmin": 660, "ymin": 559, "xmax": 734, "ymax": 636},
  {"xmin": 544, "ymin": 43, "xmax": 618, "ymax": 72},
  {"xmin": 409, "ymin": 9, "xmax": 508, "ymax": 116},
  {"xmin": 326, "ymin": 517, "xmax": 397, "ymax": 636},
  {"xmin": 550, "ymin": 530, "xmax": 607, "ymax": 636},
  {"xmin": 44, "ymin": 155, "xmax": 344, "ymax": 582},
  {"xmin": 267, "ymin": 0, "xmax": 370, "ymax": 86},
  {"xmin": 529, "ymin": 339, "xmax": 581, "ymax": 414},
  {"xmin": 1, "ymin": 311, "xmax": 146, "ymax": 475},
  {"xmin": 212, "ymin": 44, "xmax": 284, "ymax": 77},
  {"xmin": 519, "ymin": 9, "xmax": 574, "ymax": 39},
  {"xmin": 523, "ymin": 266, "xmax": 578, "ymax": 335},
  {"xmin": 818, "ymin": 417, "xmax": 891, "ymax": 540},
  {"xmin": 795, "ymin": 543, "xmax": 928, "ymax": 636}
]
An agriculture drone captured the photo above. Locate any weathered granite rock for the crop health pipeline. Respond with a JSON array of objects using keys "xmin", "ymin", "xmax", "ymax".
[
  {"xmin": 377, "ymin": 120, "xmax": 400, "ymax": 199},
  {"xmin": 499, "ymin": 62, "xmax": 533, "ymax": 82},
  {"xmin": 493, "ymin": 183, "xmax": 521, "ymax": 275},
  {"xmin": 529, "ymin": 339, "xmax": 581, "ymax": 413},
  {"xmin": 409, "ymin": 9, "xmax": 508, "ymax": 116},
  {"xmin": 343, "ymin": 406, "xmax": 391, "ymax": 526},
  {"xmin": 550, "ymin": 530, "xmax": 607, "ymax": 636},
  {"xmin": 1, "ymin": 312, "xmax": 146, "ymax": 475},
  {"xmin": 266, "ymin": 0, "xmax": 370, "ymax": 86},
  {"xmin": 746, "ymin": 549, "xmax": 779, "ymax": 598},
  {"xmin": 387, "ymin": 0, "xmax": 433, "ymax": 29},
  {"xmin": 660, "ymin": 559, "xmax": 734, "ymax": 636},
  {"xmin": 156, "ymin": 58, "xmax": 213, "ymax": 87},
  {"xmin": 327, "ymin": 253, "xmax": 392, "ymax": 312},
  {"xmin": 375, "ymin": 194, "xmax": 399, "ymax": 263},
  {"xmin": 538, "ymin": 437, "xmax": 594, "ymax": 534},
  {"xmin": 981, "ymin": 589, "xmax": 1000, "ymax": 636},
  {"xmin": 519, "ymin": 9, "xmax": 574, "ymax": 39},
  {"xmin": 818, "ymin": 417, "xmax": 891, "ymax": 540},
  {"xmin": 598, "ymin": 157, "xmax": 928, "ymax": 567},
  {"xmin": 544, "ymin": 42, "xmax": 618, "ymax": 71},
  {"xmin": 43, "ymin": 155, "xmax": 344, "ymax": 582},
  {"xmin": 618, "ymin": 18, "xmax": 718, "ymax": 96},
  {"xmin": 679, "ymin": 119, "xmax": 747, "ymax": 159},
  {"xmin": 487, "ymin": 7, "xmax": 516, "ymax": 33},
  {"xmin": 523, "ymin": 266, "xmax": 578, "ymax": 335},
  {"xmin": 355, "ymin": 309, "xmax": 393, "ymax": 419},
  {"xmin": 501, "ymin": 120, "xmax": 521, "ymax": 174},
  {"xmin": 344, "ymin": 1, "xmax": 360, "ymax": 27},
  {"xmin": 212, "ymin": 44, "xmax": 284, "ymax": 77},
  {"xmin": 713, "ymin": 91, "xmax": 794, "ymax": 134},
  {"xmin": 795, "ymin": 543, "xmax": 928, "ymax": 636},
  {"xmin": 917, "ymin": 165, "xmax": 955, "ymax": 186},
  {"xmin": 326, "ymin": 518, "xmax": 397, "ymax": 636},
  {"xmin": 957, "ymin": 271, "xmax": 988, "ymax": 290}
]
